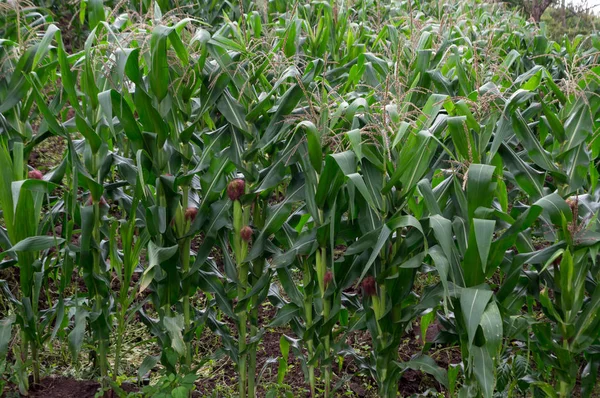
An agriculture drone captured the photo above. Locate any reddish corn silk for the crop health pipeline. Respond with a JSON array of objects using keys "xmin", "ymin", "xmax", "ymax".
[
  {"xmin": 86, "ymin": 196, "xmax": 108, "ymax": 206},
  {"xmin": 324, "ymin": 270, "xmax": 333, "ymax": 287},
  {"xmin": 28, "ymin": 169, "xmax": 43, "ymax": 180},
  {"xmin": 362, "ymin": 276, "xmax": 377, "ymax": 297},
  {"xmin": 185, "ymin": 207, "xmax": 198, "ymax": 222},
  {"xmin": 553, "ymin": 255, "xmax": 563, "ymax": 266},
  {"xmin": 227, "ymin": 179, "xmax": 245, "ymax": 201},
  {"xmin": 566, "ymin": 197, "xmax": 578, "ymax": 212},
  {"xmin": 240, "ymin": 226, "xmax": 253, "ymax": 242}
]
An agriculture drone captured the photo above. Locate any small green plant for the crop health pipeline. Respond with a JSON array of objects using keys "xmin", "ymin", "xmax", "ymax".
[{"xmin": 141, "ymin": 372, "xmax": 198, "ymax": 398}]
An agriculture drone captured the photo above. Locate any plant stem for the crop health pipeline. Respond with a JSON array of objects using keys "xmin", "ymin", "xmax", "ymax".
[
  {"xmin": 316, "ymin": 248, "xmax": 331, "ymax": 398},
  {"xmin": 372, "ymin": 295, "xmax": 384, "ymax": 338},
  {"xmin": 181, "ymin": 236, "xmax": 192, "ymax": 366},
  {"xmin": 323, "ymin": 298, "xmax": 331, "ymax": 398},
  {"xmin": 558, "ymin": 339, "xmax": 570, "ymax": 397},
  {"xmin": 303, "ymin": 259, "xmax": 316, "ymax": 397},
  {"xmin": 233, "ymin": 199, "xmax": 248, "ymax": 398},
  {"xmin": 248, "ymin": 293, "xmax": 258, "ymax": 398},
  {"xmin": 181, "ymin": 185, "xmax": 192, "ymax": 366},
  {"xmin": 99, "ymin": 338, "xmax": 108, "ymax": 380},
  {"xmin": 92, "ymin": 201, "xmax": 108, "ymax": 382},
  {"xmin": 31, "ymin": 339, "xmax": 40, "ymax": 384},
  {"xmin": 559, "ymin": 381, "xmax": 568, "ymax": 398},
  {"xmin": 237, "ymin": 275, "xmax": 248, "ymax": 398},
  {"xmin": 114, "ymin": 282, "xmax": 131, "ymax": 380},
  {"xmin": 113, "ymin": 310, "xmax": 124, "ymax": 381},
  {"xmin": 247, "ymin": 258, "xmax": 261, "ymax": 398}
]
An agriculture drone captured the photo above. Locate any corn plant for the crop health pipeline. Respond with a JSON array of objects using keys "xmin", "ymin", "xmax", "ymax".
[
  {"xmin": 0, "ymin": 24, "xmax": 70, "ymax": 384},
  {"xmin": 419, "ymin": 160, "xmax": 552, "ymax": 396},
  {"xmin": 108, "ymin": 180, "xmax": 150, "ymax": 379},
  {"xmin": 341, "ymin": 115, "xmax": 448, "ymax": 396},
  {"xmin": 0, "ymin": 141, "xmax": 61, "ymax": 388}
]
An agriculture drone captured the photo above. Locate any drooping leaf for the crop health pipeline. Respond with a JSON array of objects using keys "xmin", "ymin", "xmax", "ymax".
[{"xmin": 460, "ymin": 287, "xmax": 493, "ymax": 348}]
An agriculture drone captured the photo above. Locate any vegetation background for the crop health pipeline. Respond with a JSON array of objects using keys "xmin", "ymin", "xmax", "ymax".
[{"xmin": 1, "ymin": 0, "xmax": 600, "ymax": 397}]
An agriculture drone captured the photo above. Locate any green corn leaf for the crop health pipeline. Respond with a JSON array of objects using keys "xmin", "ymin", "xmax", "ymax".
[
  {"xmin": 299, "ymin": 121, "xmax": 322, "ymax": 174},
  {"xmin": 6, "ymin": 236, "xmax": 64, "ymax": 253},
  {"xmin": 140, "ymin": 241, "xmax": 178, "ymax": 292},
  {"xmin": 269, "ymin": 304, "xmax": 301, "ymax": 328},
  {"xmin": 480, "ymin": 301, "xmax": 503, "ymax": 358},
  {"xmin": 472, "ymin": 346, "xmax": 495, "ymax": 398},
  {"xmin": 466, "ymin": 164, "xmax": 496, "ymax": 220},
  {"xmin": 473, "ymin": 219, "xmax": 495, "ymax": 273},
  {"xmin": 559, "ymin": 250, "xmax": 576, "ymax": 315},
  {"xmin": 581, "ymin": 354, "xmax": 600, "ymax": 398},
  {"xmin": 528, "ymin": 381, "xmax": 559, "ymax": 398},
  {"xmin": 542, "ymin": 104, "xmax": 565, "ymax": 142},
  {"xmin": 347, "ymin": 173, "xmax": 379, "ymax": 211},
  {"xmin": 0, "ymin": 314, "xmax": 15, "ymax": 357},
  {"xmin": 75, "ymin": 115, "xmax": 102, "ymax": 154},
  {"xmin": 316, "ymin": 151, "xmax": 355, "ymax": 207},
  {"xmin": 32, "ymin": 24, "xmax": 60, "ymax": 68},
  {"xmin": 564, "ymin": 100, "xmax": 593, "ymax": 151},
  {"xmin": 109, "ymin": 90, "xmax": 144, "ymax": 150},
  {"xmin": 272, "ymin": 231, "xmax": 318, "ymax": 268},
  {"xmin": 217, "ymin": 91, "xmax": 248, "ymax": 132},
  {"xmin": 284, "ymin": 18, "xmax": 298, "ymax": 57},
  {"xmin": 428, "ymin": 245, "xmax": 450, "ymax": 297},
  {"xmin": 396, "ymin": 355, "xmax": 448, "ymax": 388},
  {"xmin": 150, "ymin": 25, "xmax": 170, "ymax": 101},
  {"xmin": 572, "ymin": 283, "xmax": 600, "ymax": 351},
  {"xmin": 30, "ymin": 79, "xmax": 68, "ymax": 137},
  {"xmin": 534, "ymin": 193, "xmax": 572, "ymax": 226},
  {"xmin": 87, "ymin": 0, "xmax": 105, "ymax": 29},
  {"xmin": 356, "ymin": 224, "xmax": 391, "ymax": 283},
  {"xmin": 133, "ymin": 88, "xmax": 169, "ymax": 147},
  {"xmin": 237, "ymin": 270, "xmax": 271, "ymax": 310},
  {"xmin": 0, "ymin": 145, "xmax": 15, "ymax": 235},
  {"xmin": 163, "ymin": 314, "xmax": 186, "ymax": 356},
  {"xmin": 384, "ymin": 130, "xmax": 438, "ymax": 194},
  {"xmin": 563, "ymin": 143, "xmax": 590, "ymax": 191},
  {"xmin": 68, "ymin": 308, "xmax": 88, "ymax": 360},
  {"xmin": 138, "ymin": 355, "xmax": 160, "ymax": 381},
  {"xmin": 198, "ymin": 270, "xmax": 235, "ymax": 319},
  {"xmin": 447, "ymin": 116, "xmax": 471, "ymax": 161},
  {"xmin": 511, "ymin": 112, "xmax": 558, "ymax": 172},
  {"xmin": 460, "ymin": 287, "xmax": 493, "ymax": 348},
  {"xmin": 489, "ymin": 90, "xmax": 535, "ymax": 159},
  {"xmin": 429, "ymin": 214, "xmax": 464, "ymax": 285},
  {"xmin": 204, "ymin": 199, "xmax": 232, "ymax": 238},
  {"xmin": 56, "ymin": 31, "xmax": 80, "ymax": 114},
  {"xmin": 247, "ymin": 178, "xmax": 305, "ymax": 261},
  {"xmin": 448, "ymin": 364, "xmax": 460, "ymax": 396},
  {"xmin": 276, "ymin": 267, "xmax": 304, "ymax": 307},
  {"xmin": 498, "ymin": 144, "xmax": 544, "ymax": 200}
]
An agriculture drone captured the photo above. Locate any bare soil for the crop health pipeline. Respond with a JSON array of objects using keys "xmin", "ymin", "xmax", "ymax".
[{"xmin": 8, "ymin": 377, "xmax": 101, "ymax": 398}]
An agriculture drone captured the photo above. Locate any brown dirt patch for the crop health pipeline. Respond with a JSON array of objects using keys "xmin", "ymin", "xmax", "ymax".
[{"xmin": 25, "ymin": 377, "xmax": 100, "ymax": 398}]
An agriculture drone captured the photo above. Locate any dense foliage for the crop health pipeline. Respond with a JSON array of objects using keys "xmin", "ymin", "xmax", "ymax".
[
  {"xmin": 1, "ymin": 0, "xmax": 600, "ymax": 397},
  {"xmin": 542, "ymin": 4, "xmax": 600, "ymax": 41}
]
